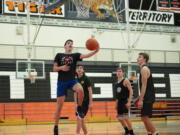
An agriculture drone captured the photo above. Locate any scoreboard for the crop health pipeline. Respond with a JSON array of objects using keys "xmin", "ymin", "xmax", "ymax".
[{"xmin": 157, "ymin": 0, "xmax": 180, "ymax": 12}]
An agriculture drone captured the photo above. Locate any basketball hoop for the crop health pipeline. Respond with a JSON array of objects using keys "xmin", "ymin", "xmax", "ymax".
[
  {"xmin": 72, "ymin": 0, "xmax": 91, "ymax": 18},
  {"xmin": 130, "ymin": 75, "xmax": 138, "ymax": 83},
  {"xmin": 29, "ymin": 74, "xmax": 36, "ymax": 84}
]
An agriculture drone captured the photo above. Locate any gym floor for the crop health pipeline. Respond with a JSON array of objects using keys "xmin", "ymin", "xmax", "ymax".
[{"xmin": 0, "ymin": 120, "xmax": 180, "ymax": 135}]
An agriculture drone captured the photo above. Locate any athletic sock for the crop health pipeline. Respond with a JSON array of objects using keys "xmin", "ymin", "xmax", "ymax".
[{"xmin": 153, "ymin": 132, "xmax": 158, "ymax": 135}]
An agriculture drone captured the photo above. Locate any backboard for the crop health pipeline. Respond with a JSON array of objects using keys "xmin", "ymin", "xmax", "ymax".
[
  {"xmin": 119, "ymin": 63, "xmax": 139, "ymax": 79},
  {"xmin": 16, "ymin": 60, "xmax": 45, "ymax": 79},
  {"xmin": 120, "ymin": 63, "xmax": 140, "ymax": 98}
]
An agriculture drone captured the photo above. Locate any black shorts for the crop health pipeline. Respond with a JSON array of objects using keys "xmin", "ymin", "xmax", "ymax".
[
  {"xmin": 117, "ymin": 102, "xmax": 128, "ymax": 115},
  {"xmin": 76, "ymin": 101, "xmax": 89, "ymax": 117},
  {"xmin": 141, "ymin": 102, "xmax": 153, "ymax": 117},
  {"xmin": 82, "ymin": 101, "xmax": 89, "ymax": 116}
]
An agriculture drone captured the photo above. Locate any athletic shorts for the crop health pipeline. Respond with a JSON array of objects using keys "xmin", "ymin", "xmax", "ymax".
[
  {"xmin": 141, "ymin": 102, "xmax": 153, "ymax": 117},
  {"xmin": 57, "ymin": 80, "xmax": 78, "ymax": 97},
  {"xmin": 75, "ymin": 101, "xmax": 89, "ymax": 117},
  {"xmin": 117, "ymin": 102, "xmax": 128, "ymax": 115},
  {"xmin": 82, "ymin": 101, "xmax": 89, "ymax": 116}
]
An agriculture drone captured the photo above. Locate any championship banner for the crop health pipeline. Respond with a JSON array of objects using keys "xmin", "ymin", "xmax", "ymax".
[
  {"xmin": 3, "ymin": 0, "xmax": 65, "ymax": 17},
  {"xmin": 157, "ymin": 0, "xmax": 180, "ymax": 13},
  {"xmin": 129, "ymin": 9, "xmax": 174, "ymax": 25}
]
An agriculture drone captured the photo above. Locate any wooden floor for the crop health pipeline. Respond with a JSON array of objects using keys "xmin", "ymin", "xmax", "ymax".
[{"xmin": 0, "ymin": 120, "xmax": 180, "ymax": 135}]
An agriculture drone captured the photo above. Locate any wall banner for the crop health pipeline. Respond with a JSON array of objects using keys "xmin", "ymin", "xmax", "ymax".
[
  {"xmin": 157, "ymin": 0, "xmax": 180, "ymax": 13},
  {"xmin": 3, "ymin": 0, "xmax": 65, "ymax": 17},
  {"xmin": 129, "ymin": 9, "xmax": 174, "ymax": 25}
]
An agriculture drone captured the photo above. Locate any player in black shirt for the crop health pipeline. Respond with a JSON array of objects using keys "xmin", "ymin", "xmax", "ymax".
[
  {"xmin": 74, "ymin": 65, "xmax": 93, "ymax": 135},
  {"xmin": 53, "ymin": 39, "xmax": 99, "ymax": 135},
  {"xmin": 115, "ymin": 67, "xmax": 134, "ymax": 135},
  {"xmin": 135, "ymin": 52, "xmax": 158, "ymax": 135}
]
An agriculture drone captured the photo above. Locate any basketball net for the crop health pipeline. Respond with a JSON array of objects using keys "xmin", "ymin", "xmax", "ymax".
[
  {"xmin": 130, "ymin": 75, "xmax": 138, "ymax": 83},
  {"xmin": 29, "ymin": 74, "xmax": 36, "ymax": 84},
  {"xmin": 72, "ymin": 0, "xmax": 91, "ymax": 18}
]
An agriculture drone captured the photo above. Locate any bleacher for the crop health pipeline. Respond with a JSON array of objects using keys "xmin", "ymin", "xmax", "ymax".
[
  {"xmin": 1, "ymin": 98, "xmax": 180, "ymax": 125},
  {"xmin": 131, "ymin": 98, "xmax": 180, "ymax": 118}
]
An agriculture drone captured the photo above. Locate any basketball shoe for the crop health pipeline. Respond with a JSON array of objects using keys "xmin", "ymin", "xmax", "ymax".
[{"xmin": 54, "ymin": 126, "xmax": 58, "ymax": 135}]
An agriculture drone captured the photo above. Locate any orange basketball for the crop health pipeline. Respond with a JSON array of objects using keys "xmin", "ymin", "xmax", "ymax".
[{"xmin": 86, "ymin": 38, "xmax": 99, "ymax": 51}]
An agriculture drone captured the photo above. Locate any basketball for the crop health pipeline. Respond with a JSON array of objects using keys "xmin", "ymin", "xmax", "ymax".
[{"xmin": 86, "ymin": 38, "xmax": 99, "ymax": 51}]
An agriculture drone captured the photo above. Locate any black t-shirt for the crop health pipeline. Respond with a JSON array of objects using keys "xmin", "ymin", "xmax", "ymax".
[
  {"xmin": 139, "ymin": 65, "xmax": 155, "ymax": 103},
  {"xmin": 115, "ymin": 79, "xmax": 129, "ymax": 104},
  {"xmin": 54, "ymin": 53, "xmax": 81, "ymax": 81},
  {"xmin": 77, "ymin": 74, "xmax": 92, "ymax": 102}
]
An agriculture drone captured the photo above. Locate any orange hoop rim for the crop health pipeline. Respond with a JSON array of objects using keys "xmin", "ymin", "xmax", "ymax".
[
  {"xmin": 29, "ymin": 74, "xmax": 36, "ymax": 84},
  {"xmin": 29, "ymin": 74, "xmax": 36, "ymax": 79},
  {"xmin": 130, "ymin": 75, "xmax": 138, "ymax": 80}
]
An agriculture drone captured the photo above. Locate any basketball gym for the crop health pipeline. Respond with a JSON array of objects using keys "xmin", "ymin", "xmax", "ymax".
[{"xmin": 0, "ymin": 0, "xmax": 180, "ymax": 135}]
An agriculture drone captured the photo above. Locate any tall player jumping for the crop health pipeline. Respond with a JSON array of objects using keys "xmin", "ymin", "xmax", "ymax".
[{"xmin": 53, "ymin": 39, "xmax": 99, "ymax": 135}]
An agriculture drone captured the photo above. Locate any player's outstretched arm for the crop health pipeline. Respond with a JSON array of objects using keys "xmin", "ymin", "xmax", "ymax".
[{"xmin": 80, "ymin": 46, "xmax": 99, "ymax": 59}]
